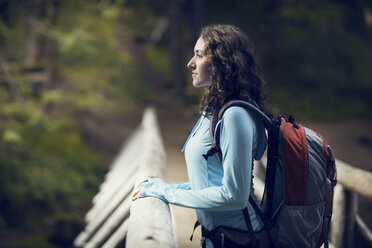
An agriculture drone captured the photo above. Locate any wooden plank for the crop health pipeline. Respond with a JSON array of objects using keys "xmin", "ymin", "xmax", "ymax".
[
  {"xmin": 87, "ymin": 162, "xmax": 139, "ymax": 222},
  {"xmin": 101, "ymin": 218, "xmax": 130, "ymax": 248},
  {"xmin": 73, "ymin": 177, "xmax": 135, "ymax": 244},
  {"xmin": 91, "ymin": 129, "xmax": 143, "ymax": 205},
  {"xmin": 126, "ymin": 108, "xmax": 176, "ymax": 248},
  {"xmin": 132, "ymin": 108, "xmax": 167, "ymax": 185},
  {"xmin": 330, "ymin": 184, "xmax": 358, "ymax": 248},
  {"xmin": 253, "ymin": 160, "xmax": 265, "ymax": 202},
  {"xmin": 74, "ymin": 113, "xmax": 146, "ymax": 247},
  {"xmin": 126, "ymin": 197, "xmax": 176, "ymax": 248},
  {"xmin": 355, "ymin": 214, "xmax": 372, "ymax": 247},
  {"xmin": 336, "ymin": 159, "xmax": 372, "ymax": 200},
  {"xmin": 84, "ymin": 197, "xmax": 132, "ymax": 248}
]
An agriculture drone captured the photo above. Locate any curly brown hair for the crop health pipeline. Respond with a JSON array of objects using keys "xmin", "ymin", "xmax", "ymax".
[{"xmin": 199, "ymin": 24, "xmax": 268, "ymax": 114}]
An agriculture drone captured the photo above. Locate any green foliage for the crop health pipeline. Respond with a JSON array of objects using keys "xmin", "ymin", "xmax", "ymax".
[
  {"xmin": 0, "ymin": 0, "xmax": 144, "ymax": 245},
  {"xmin": 146, "ymin": 46, "xmax": 172, "ymax": 87},
  {"xmin": 14, "ymin": 235, "xmax": 59, "ymax": 248},
  {"xmin": 56, "ymin": 1, "xmax": 146, "ymax": 111},
  {"xmin": 0, "ymin": 99, "xmax": 105, "ymax": 227}
]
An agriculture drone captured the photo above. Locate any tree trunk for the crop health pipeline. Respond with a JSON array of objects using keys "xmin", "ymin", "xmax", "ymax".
[
  {"xmin": 24, "ymin": 0, "xmax": 60, "ymax": 94},
  {"xmin": 45, "ymin": 0, "xmax": 60, "ymax": 87},
  {"xmin": 0, "ymin": 45, "xmax": 24, "ymax": 103},
  {"xmin": 25, "ymin": 1, "xmax": 47, "ymax": 66},
  {"xmin": 168, "ymin": 0, "xmax": 184, "ymax": 95}
]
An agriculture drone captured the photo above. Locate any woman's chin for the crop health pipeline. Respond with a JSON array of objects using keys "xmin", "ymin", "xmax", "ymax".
[{"xmin": 193, "ymin": 81, "xmax": 211, "ymax": 88}]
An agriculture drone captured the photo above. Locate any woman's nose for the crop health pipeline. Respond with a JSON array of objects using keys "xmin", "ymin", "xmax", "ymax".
[{"xmin": 187, "ymin": 57, "xmax": 195, "ymax": 69}]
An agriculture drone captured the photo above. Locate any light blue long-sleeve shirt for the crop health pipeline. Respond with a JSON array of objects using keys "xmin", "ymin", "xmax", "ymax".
[{"xmin": 140, "ymin": 106, "xmax": 268, "ymax": 245}]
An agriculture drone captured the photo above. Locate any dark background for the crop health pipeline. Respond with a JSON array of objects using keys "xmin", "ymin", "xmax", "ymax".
[{"xmin": 0, "ymin": 0, "xmax": 371, "ymax": 247}]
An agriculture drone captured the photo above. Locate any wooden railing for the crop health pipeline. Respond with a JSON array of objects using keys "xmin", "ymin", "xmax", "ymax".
[
  {"xmin": 329, "ymin": 160, "xmax": 372, "ymax": 248},
  {"xmin": 73, "ymin": 108, "xmax": 176, "ymax": 248},
  {"xmin": 253, "ymin": 156, "xmax": 372, "ymax": 248},
  {"xmin": 74, "ymin": 108, "xmax": 372, "ymax": 248}
]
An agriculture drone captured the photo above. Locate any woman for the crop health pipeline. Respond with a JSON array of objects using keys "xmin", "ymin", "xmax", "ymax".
[{"xmin": 132, "ymin": 24, "xmax": 270, "ymax": 248}]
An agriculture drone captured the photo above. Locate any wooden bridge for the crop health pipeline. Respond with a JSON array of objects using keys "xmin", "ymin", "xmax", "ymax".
[{"xmin": 73, "ymin": 108, "xmax": 372, "ymax": 248}]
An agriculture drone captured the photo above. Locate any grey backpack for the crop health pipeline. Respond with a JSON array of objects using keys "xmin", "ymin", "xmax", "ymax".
[{"xmin": 204, "ymin": 100, "xmax": 337, "ymax": 248}]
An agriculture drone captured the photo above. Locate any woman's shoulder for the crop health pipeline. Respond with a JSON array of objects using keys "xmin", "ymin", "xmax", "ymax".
[{"xmin": 222, "ymin": 106, "xmax": 255, "ymax": 124}]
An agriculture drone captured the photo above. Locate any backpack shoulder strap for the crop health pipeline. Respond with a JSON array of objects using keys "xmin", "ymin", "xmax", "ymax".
[
  {"xmin": 214, "ymin": 99, "xmax": 272, "ymax": 151},
  {"xmin": 204, "ymin": 111, "xmax": 222, "ymax": 162},
  {"xmin": 217, "ymin": 100, "xmax": 272, "ymax": 130},
  {"xmin": 203, "ymin": 99, "xmax": 272, "ymax": 162}
]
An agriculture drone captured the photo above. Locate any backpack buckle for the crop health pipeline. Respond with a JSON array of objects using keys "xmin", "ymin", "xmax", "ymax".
[{"xmin": 202, "ymin": 145, "xmax": 221, "ymax": 161}]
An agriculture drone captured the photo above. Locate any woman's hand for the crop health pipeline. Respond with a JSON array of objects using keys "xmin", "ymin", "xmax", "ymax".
[{"xmin": 132, "ymin": 180, "xmax": 148, "ymax": 201}]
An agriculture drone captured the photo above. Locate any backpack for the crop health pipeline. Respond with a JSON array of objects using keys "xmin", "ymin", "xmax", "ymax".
[{"xmin": 203, "ymin": 99, "xmax": 337, "ymax": 248}]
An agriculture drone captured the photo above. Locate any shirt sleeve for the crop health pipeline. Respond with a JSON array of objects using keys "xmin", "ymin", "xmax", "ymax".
[
  {"xmin": 140, "ymin": 107, "xmax": 255, "ymax": 211},
  {"xmin": 169, "ymin": 181, "xmax": 191, "ymax": 190}
]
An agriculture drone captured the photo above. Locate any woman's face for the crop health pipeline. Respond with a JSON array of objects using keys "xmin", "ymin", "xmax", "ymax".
[{"xmin": 187, "ymin": 37, "xmax": 211, "ymax": 88}]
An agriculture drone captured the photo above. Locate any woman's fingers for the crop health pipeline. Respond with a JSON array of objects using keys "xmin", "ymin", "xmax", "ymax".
[
  {"xmin": 132, "ymin": 190, "xmax": 140, "ymax": 201},
  {"xmin": 132, "ymin": 190, "xmax": 139, "ymax": 198},
  {"xmin": 131, "ymin": 183, "xmax": 146, "ymax": 201},
  {"xmin": 132, "ymin": 189, "xmax": 140, "ymax": 200}
]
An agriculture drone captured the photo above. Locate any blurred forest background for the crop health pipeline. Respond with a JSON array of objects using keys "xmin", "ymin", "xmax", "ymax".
[{"xmin": 0, "ymin": 0, "xmax": 371, "ymax": 247}]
